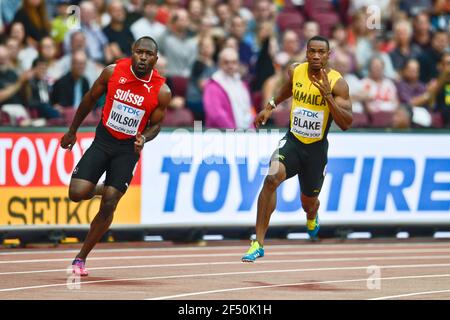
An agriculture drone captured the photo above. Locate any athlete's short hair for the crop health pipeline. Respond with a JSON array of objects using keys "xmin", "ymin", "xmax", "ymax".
[
  {"xmin": 307, "ymin": 35, "xmax": 330, "ymax": 50},
  {"xmin": 133, "ymin": 36, "xmax": 158, "ymax": 53}
]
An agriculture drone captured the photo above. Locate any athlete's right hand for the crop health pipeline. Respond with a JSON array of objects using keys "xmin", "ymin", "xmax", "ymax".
[
  {"xmin": 60, "ymin": 131, "xmax": 77, "ymax": 150},
  {"xmin": 254, "ymin": 107, "xmax": 272, "ymax": 128}
]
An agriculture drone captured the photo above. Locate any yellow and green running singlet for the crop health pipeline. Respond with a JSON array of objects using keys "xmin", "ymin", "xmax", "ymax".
[{"xmin": 290, "ymin": 63, "xmax": 342, "ymax": 144}]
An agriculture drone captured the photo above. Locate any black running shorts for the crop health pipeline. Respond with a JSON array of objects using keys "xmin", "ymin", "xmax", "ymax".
[
  {"xmin": 71, "ymin": 122, "xmax": 140, "ymax": 193},
  {"xmin": 271, "ymin": 131, "xmax": 328, "ymax": 197}
]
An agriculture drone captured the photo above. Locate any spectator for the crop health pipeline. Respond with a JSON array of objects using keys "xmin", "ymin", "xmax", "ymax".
[
  {"xmin": 103, "ymin": 0, "xmax": 135, "ymax": 60},
  {"xmin": 64, "ymin": 1, "xmax": 111, "ymax": 64},
  {"xmin": 396, "ymin": 59, "xmax": 428, "ymax": 106},
  {"xmin": 432, "ymin": 52, "xmax": 450, "ymax": 127},
  {"xmin": 203, "ymin": 0, "xmax": 220, "ymax": 24},
  {"xmin": 13, "ymin": 0, "xmax": 51, "ymax": 48},
  {"xmin": 155, "ymin": 55, "xmax": 194, "ymax": 127},
  {"xmin": 156, "ymin": 0, "xmax": 181, "ymax": 26},
  {"xmin": 332, "ymin": 51, "xmax": 371, "ymax": 127},
  {"xmin": 124, "ymin": 0, "xmax": 144, "ymax": 26},
  {"xmin": 51, "ymin": 50, "xmax": 90, "ymax": 110},
  {"xmin": 155, "ymin": 55, "xmax": 184, "ymax": 110},
  {"xmin": 51, "ymin": 0, "xmax": 72, "ymax": 44},
  {"xmin": 27, "ymin": 57, "xmax": 61, "ymax": 120},
  {"xmin": 250, "ymin": 20, "xmax": 277, "ymax": 91},
  {"xmin": 0, "ymin": 45, "xmax": 32, "ymax": 125},
  {"xmin": 92, "ymin": 0, "xmax": 110, "ymax": 27},
  {"xmin": 430, "ymin": 0, "xmax": 450, "ymax": 32},
  {"xmin": 391, "ymin": 104, "xmax": 413, "ymax": 129},
  {"xmin": 411, "ymin": 12, "xmax": 432, "ymax": 53},
  {"xmin": 361, "ymin": 56, "xmax": 399, "ymax": 121},
  {"xmin": 348, "ymin": 10, "xmax": 373, "ymax": 74},
  {"xmin": 0, "ymin": 0, "xmax": 21, "ymax": 31},
  {"xmin": 159, "ymin": 8, "xmax": 198, "ymax": 78},
  {"xmin": 329, "ymin": 23, "xmax": 358, "ymax": 74},
  {"xmin": 399, "ymin": 0, "xmax": 432, "ymax": 17},
  {"xmin": 39, "ymin": 36, "xmax": 63, "ymax": 85},
  {"xmin": 246, "ymin": 0, "xmax": 275, "ymax": 52},
  {"xmin": 186, "ymin": 36, "xmax": 217, "ymax": 121},
  {"xmin": 56, "ymin": 31, "xmax": 102, "ymax": 87},
  {"xmin": 187, "ymin": 0, "xmax": 205, "ymax": 35},
  {"xmin": 215, "ymin": 2, "xmax": 232, "ymax": 34},
  {"xmin": 389, "ymin": 20, "xmax": 422, "ymax": 72},
  {"xmin": 418, "ymin": 30, "xmax": 449, "ymax": 83},
  {"xmin": 229, "ymin": 15, "xmax": 253, "ymax": 73},
  {"xmin": 396, "ymin": 58, "xmax": 435, "ymax": 127},
  {"xmin": 203, "ymin": 47, "xmax": 254, "ymax": 129},
  {"xmin": 130, "ymin": 0, "xmax": 166, "ymax": 43},
  {"xmin": 8, "ymin": 22, "xmax": 39, "ymax": 71},
  {"xmin": 280, "ymin": 29, "xmax": 301, "ymax": 61},
  {"xmin": 261, "ymin": 52, "xmax": 292, "ymax": 126},
  {"xmin": 228, "ymin": 0, "xmax": 253, "ymax": 22},
  {"xmin": 297, "ymin": 21, "xmax": 320, "ymax": 62},
  {"xmin": 5, "ymin": 37, "xmax": 28, "ymax": 74},
  {"xmin": 361, "ymin": 33, "xmax": 397, "ymax": 80}
]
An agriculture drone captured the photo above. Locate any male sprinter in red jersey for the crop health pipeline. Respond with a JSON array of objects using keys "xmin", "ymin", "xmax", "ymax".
[
  {"xmin": 242, "ymin": 36, "xmax": 352, "ymax": 262},
  {"xmin": 60, "ymin": 37, "xmax": 171, "ymax": 276}
]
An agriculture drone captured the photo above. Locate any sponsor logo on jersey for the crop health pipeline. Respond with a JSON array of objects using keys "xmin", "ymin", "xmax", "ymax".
[{"xmin": 113, "ymin": 89, "xmax": 145, "ymax": 107}]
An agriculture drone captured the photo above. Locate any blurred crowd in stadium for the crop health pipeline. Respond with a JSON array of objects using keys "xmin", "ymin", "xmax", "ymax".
[{"xmin": 0, "ymin": 0, "xmax": 448, "ymax": 129}]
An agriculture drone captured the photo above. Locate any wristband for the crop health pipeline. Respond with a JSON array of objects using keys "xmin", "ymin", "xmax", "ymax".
[
  {"xmin": 268, "ymin": 97, "xmax": 277, "ymax": 109},
  {"xmin": 142, "ymin": 135, "xmax": 146, "ymax": 143}
]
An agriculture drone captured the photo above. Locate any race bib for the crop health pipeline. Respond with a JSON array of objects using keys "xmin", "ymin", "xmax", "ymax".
[
  {"xmin": 290, "ymin": 106, "xmax": 324, "ymax": 139},
  {"xmin": 106, "ymin": 100, "xmax": 144, "ymax": 136}
]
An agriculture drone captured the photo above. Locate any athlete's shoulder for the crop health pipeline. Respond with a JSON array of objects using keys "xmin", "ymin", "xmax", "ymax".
[
  {"xmin": 159, "ymin": 83, "xmax": 172, "ymax": 96},
  {"xmin": 290, "ymin": 62, "xmax": 307, "ymax": 71},
  {"xmin": 288, "ymin": 62, "xmax": 305, "ymax": 78},
  {"xmin": 97, "ymin": 64, "xmax": 116, "ymax": 84},
  {"xmin": 157, "ymin": 83, "xmax": 172, "ymax": 107},
  {"xmin": 328, "ymin": 67, "xmax": 343, "ymax": 79}
]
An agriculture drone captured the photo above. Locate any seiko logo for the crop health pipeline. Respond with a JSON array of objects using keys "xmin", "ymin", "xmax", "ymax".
[{"xmin": 113, "ymin": 89, "xmax": 144, "ymax": 106}]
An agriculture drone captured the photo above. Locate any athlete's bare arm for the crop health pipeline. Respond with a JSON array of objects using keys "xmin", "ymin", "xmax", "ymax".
[
  {"xmin": 254, "ymin": 62, "xmax": 299, "ymax": 128},
  {"xmin": 311, "ymin": 69, "xmax": 353, "ymax": 131},
  {"xmin": 60, "ymin": 64, "xmax": 116, "ymax": 150},
  {"xmin": 134, "ymin": 83, "xmax": 172, "ymax": 153}
]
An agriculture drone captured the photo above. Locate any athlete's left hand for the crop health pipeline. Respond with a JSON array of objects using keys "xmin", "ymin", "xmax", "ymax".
[
  {"xmin": 311, "ymin": 69, "xmax": 332, "ymax": 98},
  {"xmin": 134, "ymin": 132, "xmax": 145, "ymax": 154}
]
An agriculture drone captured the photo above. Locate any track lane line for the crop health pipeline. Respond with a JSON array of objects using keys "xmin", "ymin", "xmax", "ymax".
[
  {"xmin": 1, "ymin": 254, "xmax": 450, "ymax": 276},
  {"xmin": 148, "ymin": 274, "xmax": 450, "ymax": 300},
  {"xmin": 1, "ymin": 263, "xmax": 450, "ymax": 293},
  {"xmin": 3, "ymin": 248, "xmax": 450, "ymax": 264},
  {"xmin": 1, "ymin": 242, "xmax": 449, "ymax": 256}
]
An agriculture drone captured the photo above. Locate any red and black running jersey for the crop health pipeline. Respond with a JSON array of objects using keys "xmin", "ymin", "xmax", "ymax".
[{"xmin": 102, "ymin": 58, "xmax": 165, "ymax": 140}]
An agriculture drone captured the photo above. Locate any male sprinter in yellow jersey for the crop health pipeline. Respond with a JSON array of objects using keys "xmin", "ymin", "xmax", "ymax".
[{"xmin": 242, "ymin": 36, "xmax": 353, "ymax": 262}]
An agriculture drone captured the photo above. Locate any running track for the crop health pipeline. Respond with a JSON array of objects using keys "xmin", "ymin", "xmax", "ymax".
[{"xmin": 0, "ymin": 240, "xmax": 449, "ymax": 300}]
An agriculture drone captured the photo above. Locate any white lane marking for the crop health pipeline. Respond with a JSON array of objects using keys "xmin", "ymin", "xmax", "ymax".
[
  {"xmin": 1, "ymin": 263, "xmax": 450, "ymax": 293},
  {"xmin": 0, "ymin": 242, "xmax": 449, "ymax": 256},
  {"xmin": 149, "ymin": 274, "xmax": 450, "ymax": 300},
  {"xmin": 2, "ymin": 248, "xmax": 450, "ymax": 264},
  {"xmin": 1, "ymin": 255, "xmax": 450, "ymax": 276},
  {"xmin": 369, "ymin": 289, "xmax": 450, "ymax": 300}
]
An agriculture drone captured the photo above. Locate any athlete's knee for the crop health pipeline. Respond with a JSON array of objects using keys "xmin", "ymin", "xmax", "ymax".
[
  {"xmin": 69, "ymin": 187, "xmax": 86, "ymax": 203},
  {"xmin": 264, "ymin": 174, "xmax": 283, "ymax": 191}
]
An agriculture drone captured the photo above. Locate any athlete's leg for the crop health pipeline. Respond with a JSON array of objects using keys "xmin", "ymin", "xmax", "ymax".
[
  {"xmin": 69, "ymin": 179, "xmax": 105, "ymax": 202},
  {"xmin": 69, "ymin": 142, "xmax": 109, "ymax": 202},
  {"xmin": 301, "ymin": 193, "xmax": 320, "ymax": 220},
  {"xmin": 76, "ymin": 186, "xmax": 124, "ymax": 260},
  {"xmin": 255, "ymin": 160, "xmax": 287, "ymax": 246}
]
